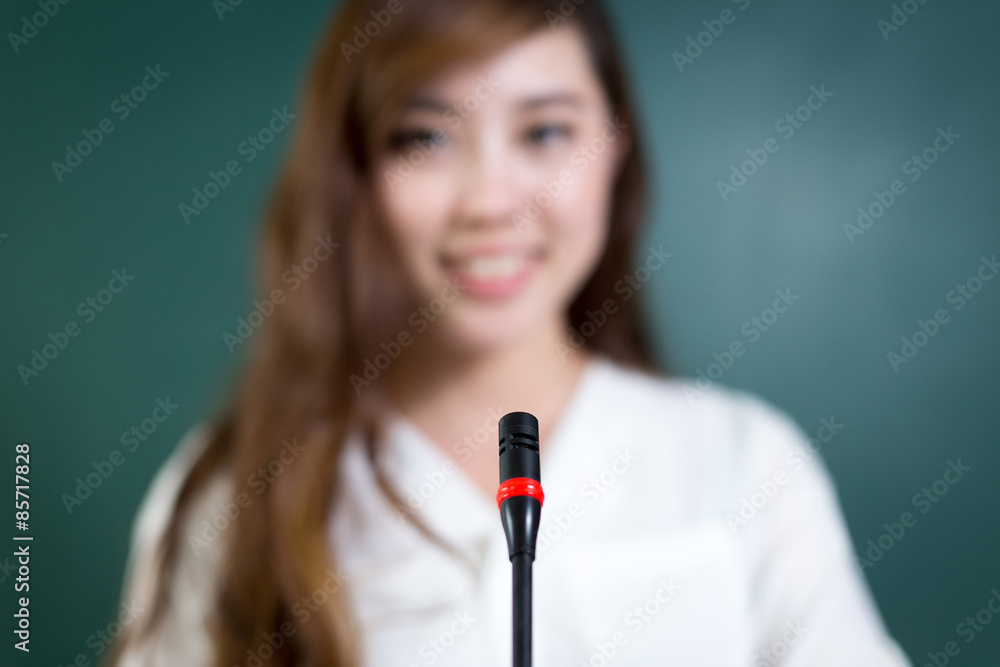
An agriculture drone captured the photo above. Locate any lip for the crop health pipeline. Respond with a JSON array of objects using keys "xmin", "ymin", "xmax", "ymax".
[{"xmin": 441, "ymin": 246, "xmax": 544, "ymax": 300}]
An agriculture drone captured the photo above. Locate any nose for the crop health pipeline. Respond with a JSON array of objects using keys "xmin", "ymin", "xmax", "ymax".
[{"xmin": 453, "ymin": 135, "xmax": 523, "ymax": 229}]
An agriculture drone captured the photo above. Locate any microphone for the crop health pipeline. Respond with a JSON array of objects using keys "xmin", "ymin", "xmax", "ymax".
[{"xmin": 496, "ymin": 412, "xmax": 544, "ymax": 667}]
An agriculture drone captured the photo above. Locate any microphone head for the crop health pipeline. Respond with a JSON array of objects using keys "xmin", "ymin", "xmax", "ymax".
[
  {"xmin": 498, "ymin": 411, "xmax": 540, "ymax": 483},
  {"xmin": 497, "ymin": 411, "xmax": 543, "ymax": 561}
]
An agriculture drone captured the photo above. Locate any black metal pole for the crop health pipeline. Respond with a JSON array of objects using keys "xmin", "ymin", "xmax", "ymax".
[{"xmin": 512, "ymin": 551, "xmax": 533, "ymax": 667}]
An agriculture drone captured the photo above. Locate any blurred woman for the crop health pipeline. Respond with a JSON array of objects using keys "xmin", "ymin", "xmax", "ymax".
[{"xmin": 111, "ymin": 0, "xmax": 911, "ymax": 664}]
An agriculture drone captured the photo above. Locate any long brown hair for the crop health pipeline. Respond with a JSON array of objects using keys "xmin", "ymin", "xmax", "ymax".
[{"xmin": 113, "ymin": 0, "xmax": 660, "ymax": 664}]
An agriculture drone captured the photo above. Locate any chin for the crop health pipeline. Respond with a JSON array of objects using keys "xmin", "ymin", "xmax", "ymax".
[{"xmin": 437, "ymin": 302, "xmax": 551, "ymax": 354}]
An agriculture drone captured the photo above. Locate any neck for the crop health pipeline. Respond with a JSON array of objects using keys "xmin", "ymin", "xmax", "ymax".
[{"xmin": 383, "ymin": 315, "xmax": 592, "ymax": 447}]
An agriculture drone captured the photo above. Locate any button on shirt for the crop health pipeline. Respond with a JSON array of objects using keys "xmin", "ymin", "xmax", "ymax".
[{"xmin": 116, "ymin": 355, "xmax": 912, "ymax": 666}]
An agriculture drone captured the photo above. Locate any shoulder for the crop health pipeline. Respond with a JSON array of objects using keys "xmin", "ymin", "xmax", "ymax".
[
  {"xmin": 126, "ymin": 424, "xmax": 213, "ymax": 565},
  {"xmin": 592, "ymin": 355, "xmax": 810, "ymax": 453},
  {"xmin": 590, "ymin": 358, "xmax": 855, "ymax": 565},
  {"xmin": 115, "ymin": 423, "xmax": 233, "ymax": 666},
  {"xmin": 590, "ymin": 356, "xmax": 827, "ymax": 497}
]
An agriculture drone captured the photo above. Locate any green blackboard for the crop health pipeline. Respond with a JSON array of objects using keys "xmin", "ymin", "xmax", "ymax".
[{"xmin": 1, "ymin": 0, "xmax": 997, "ymax": 664}]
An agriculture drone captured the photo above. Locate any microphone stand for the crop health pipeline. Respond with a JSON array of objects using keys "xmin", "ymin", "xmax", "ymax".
[{"xmin": 496, "ymin": 412, "xmax": 544, "ymax": 667}]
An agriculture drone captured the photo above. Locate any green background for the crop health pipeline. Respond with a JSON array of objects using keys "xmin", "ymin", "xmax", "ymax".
[{"xmin": 1, "ymin": 0, "xmax": 998, "ymax": 664}]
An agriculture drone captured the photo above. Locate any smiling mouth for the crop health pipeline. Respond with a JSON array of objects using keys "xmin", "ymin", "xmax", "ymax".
[{"xmin": 441, "ymin": 248, "xmax": 544, "ymax": 299}]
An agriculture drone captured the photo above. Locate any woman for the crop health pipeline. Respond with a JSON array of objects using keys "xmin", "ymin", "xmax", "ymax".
[{"xmin": 112, "ymin": 0, "xmax": 912, "ymax": 665}]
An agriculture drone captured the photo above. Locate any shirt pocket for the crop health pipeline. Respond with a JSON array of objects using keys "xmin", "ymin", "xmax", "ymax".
[{"xmin": 548, "ymin": 518, "xmax": 751, "ymax": 665}]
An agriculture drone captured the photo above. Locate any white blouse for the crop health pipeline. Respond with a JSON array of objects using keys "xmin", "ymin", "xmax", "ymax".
[{"xmin": 116, "ymin": 355, "xmax": 912, "ymax": 666}]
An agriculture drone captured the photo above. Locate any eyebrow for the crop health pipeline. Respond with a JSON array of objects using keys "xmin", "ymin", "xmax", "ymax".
[
  {"xmin": 401, "ymin": 91, "xmax": 586, "ymax": 113},
  {"xmin": 518, "ymin": 92, "xmax": 586, "ymax": 111},
  {"xmin": 401, "ymin": 96, "xmax": 451, "ymax": 113}
]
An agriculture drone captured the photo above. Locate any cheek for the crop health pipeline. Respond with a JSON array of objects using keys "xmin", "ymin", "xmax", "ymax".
[
  {"xmin": 544, "ymin": 153, "xmax": 618, "ymax": 278},
  {"xmin": 377, "ymin": 167, "xmax": 454, "ymax": 274}
]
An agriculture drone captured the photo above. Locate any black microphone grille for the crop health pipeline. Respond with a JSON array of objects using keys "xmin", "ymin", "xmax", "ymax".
[{"xmin": 498, "ymin": 411, "xmax": 539, "ymax": 456}]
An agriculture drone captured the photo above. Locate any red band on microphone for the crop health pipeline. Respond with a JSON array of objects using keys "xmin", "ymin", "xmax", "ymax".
[{"xmin": 496, "ymin": 477, "xmax": 545, "ymax": 509}]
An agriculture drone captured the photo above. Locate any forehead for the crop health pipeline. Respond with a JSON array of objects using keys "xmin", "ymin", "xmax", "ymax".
[{"xmin": 404, "ymin": 24, "xmax": 605, "ymax": 109}]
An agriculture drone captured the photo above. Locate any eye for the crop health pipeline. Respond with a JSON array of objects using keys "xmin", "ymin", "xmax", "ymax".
[
  {"xmin": 526, "ymin": 123, "xmax": 572, "ymax": 146},
  {"xmin": 386, "ymin": 127, "xmax": 447, "ymax": 152}
]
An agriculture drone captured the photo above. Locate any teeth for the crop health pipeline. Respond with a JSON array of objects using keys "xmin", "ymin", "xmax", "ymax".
[{"xmin": 460, "ymin": 254, "xmax": 527, "ymax": 280}]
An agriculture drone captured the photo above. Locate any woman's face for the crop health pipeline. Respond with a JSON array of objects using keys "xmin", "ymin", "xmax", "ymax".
[{"xmin": 375, "ymin": 23, "xmax": 628, "ymax": 352}]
